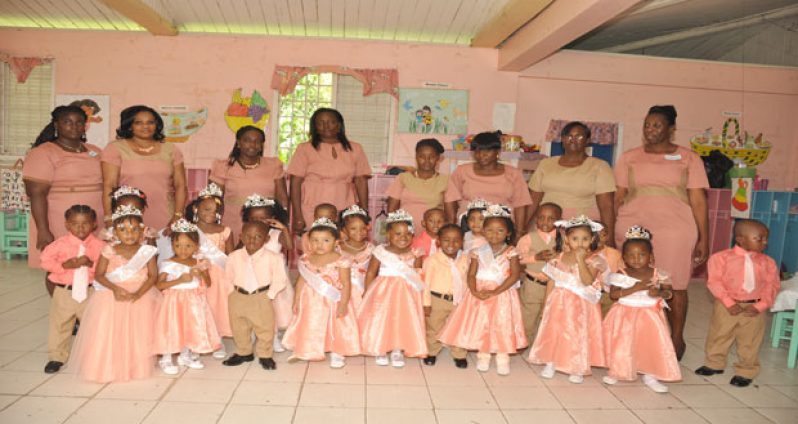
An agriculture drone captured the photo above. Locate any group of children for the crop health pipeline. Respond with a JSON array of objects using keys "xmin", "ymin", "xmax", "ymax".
[{"xmin": 40, "ymin": 181, "xmax": 780, "ymax": 392}]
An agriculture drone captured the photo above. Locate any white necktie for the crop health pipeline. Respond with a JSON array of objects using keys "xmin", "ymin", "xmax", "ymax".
[
  {"xmin": 243, "ymin": 254, "xmax": 259, "ymax": 292},
  {"xmin": 72, "ymin": 244, "xmax": 89, "ymax": 303},
  {"xmin": 742, "ymin": 253, "xmax": 756, "ymax": 293},
  {"xmin": 429, "ymin": 240, "xmax": 438, "ymax": 256}
]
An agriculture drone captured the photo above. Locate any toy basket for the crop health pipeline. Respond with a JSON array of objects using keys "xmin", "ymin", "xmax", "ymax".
[{"xmin": 690, "ymin": 118, "xmax": 771, "ymax": 166}]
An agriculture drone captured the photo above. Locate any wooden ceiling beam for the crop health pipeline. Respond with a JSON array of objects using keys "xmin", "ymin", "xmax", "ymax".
[
  {"xmin": 98, "ymin": 0, "xmax": 177, "ymax": 36},
  {"xmin": 471, "ymin": 0, "xmax": 553, "ymax": 48}
]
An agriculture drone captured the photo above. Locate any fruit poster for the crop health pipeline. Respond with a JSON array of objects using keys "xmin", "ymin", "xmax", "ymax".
[
  {"xmin": 730, "ymin": 177, "xmax": 753, "ymax": 219},
  {"xmin": 160, "ymin": 108, "xmax": 207, "ymax": 143},
  {"xmin": 224, "ymin": 88, "xmax": 270, "ymax": 134}
]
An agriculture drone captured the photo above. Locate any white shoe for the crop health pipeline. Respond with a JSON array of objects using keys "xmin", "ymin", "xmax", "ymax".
[
  {"xmin": 273, "ymin": 334, "xmax": 286, "ymax": 353},
  {"xmin": 568, "ymin": 374, "xmax": 584, "ymax": 384},
  {"xmin": 390, "ymin": 350, "xmax": 405, "ymax": 368},
  {"xmin": 177, "ymin": 352, "xmax": 205, "ymax": 369},
  {"xmin": 476, "ymin": 357, "xmax": 490, "ymax": 372},
  {"xmin": 212, "ymin": 344, "xmax": 227, "ymax": 359},
  {"xmin": 159, "ymin": 360, "xmax": 179, "ymax": 375},
  {"xmin": 602, "ymin": 376, "xmax": 618, "ymax": 385},
  {"xmin": 642, "ymin": 374, "xmax": 668, "ymax": 393},
  {"xmin": 496, "ymin": 362, "xmax": 510, "ymax": 376},
  {"xmin": 375, "ymin": 355, "xmax": 389, "ymax": 366},
  {"xmin": 540, "ymin": 363, "xmax": 555, "ymax": 379},
  {"xmin": 329, "ymin": 353, "xmax": 346, "ymax": 369}
]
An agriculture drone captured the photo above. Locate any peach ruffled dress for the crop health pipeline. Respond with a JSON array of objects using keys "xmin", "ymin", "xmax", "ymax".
[
  {"xmin": 527, "ymin": 254, "xmax": 607, "ymax": 375},
  {"xmin": 281, "ymin": 256, "xmax": 361, "ymax": 360},
  {"xmin": 438, "ymin": 245, "xmax": 527, "ymax": 354},
  {"xmin": 338, "ymin": 242, "xmax": 375, "ymax": 309},
  {"xmin": 265, "ymin": 228, "xmax": 294, "ymax": 329},
  {"xmin": 67, "ymin": 245, "xmax": 160, "ymax": 382},
  {"xmin": 199, "ymin": 227, "xmax": 233, "ymax": 336},
  {"xmin": 357, "ymin": 246, "xmax": 427, "ymax": 357},
  {"xmin": 602, "ymin": 270, "xmax": 682, "ymax": 382}
]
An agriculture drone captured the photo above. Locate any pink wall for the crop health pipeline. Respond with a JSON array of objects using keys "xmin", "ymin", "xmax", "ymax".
[
  {"xmin": 0, "ymin": 29, "xmax": 517, "ymax": 168},
  {"xmin": 515, "ymin": 50, "xmax": 798, "ymax": 190}
]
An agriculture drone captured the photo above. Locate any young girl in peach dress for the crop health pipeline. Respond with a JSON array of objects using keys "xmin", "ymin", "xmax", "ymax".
[
  {"xmin": 602, "ymin": 226, "xmax": 681, "ymax": 393},
  {"xmin": 357, "ymin": 210, "xmax": 427, "ymax": 367},
  {"xmin": 338, "ymin": 205, "xmax": 374, "ymax": 309},
  {"xmin": 102, "ymin": 186, "xmax": 157, "ymax": 245},
  {"xmin": 461, "ymin": 199, "xmax": 489, "ymax": 252},
  {"xmin": 438, "ymin": 204, "xmax": 527, "ymax": 375},
  {"xmin": 67, "ymin": 205, "xmax": 160, "ymax": 382},
  {"xmin": 528, "ymin": 215, "xmax": 607, "ymax": 384},
  {"xmin": 188, "ymin": 183, "xmax": 234, "ymax": 359},
  {"xmin": 240, "ymin": 194, "xmax": 293, "ymax": 353},
  {"xmin": 281, "ymin": 217, "xmax": 360, "ymax": 368}
]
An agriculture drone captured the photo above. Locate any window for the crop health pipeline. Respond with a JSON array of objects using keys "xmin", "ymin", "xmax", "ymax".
[
  {"xmin": 0, "ymin": 63, "xmax": 54, "ymax": 159},
  {"xmin": 275, "ymin": 73, "xmax": 394, "ymax": 167}
]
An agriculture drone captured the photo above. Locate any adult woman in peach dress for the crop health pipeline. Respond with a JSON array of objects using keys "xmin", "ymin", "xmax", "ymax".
[
  {"xmin": 287, "ymin": 108, "xmax": 371, "ymax": 233},
  {"xmin": 23, "ymin": 105, "xmax": 104, "ymax": 295},
  {"xmin": 614, "ymin": 105, "xmax": 709, "ymax": 360},
  {"xmin": 101, "ymin": 105, "xmax": 188, "ymax": 231},
  {"xmin": 210, "ymin": 125, "xmax": 288, "ymax": 243},
  {"xmin": 444, "ymin": 132, "xmax": 531, "ymax": 231}
]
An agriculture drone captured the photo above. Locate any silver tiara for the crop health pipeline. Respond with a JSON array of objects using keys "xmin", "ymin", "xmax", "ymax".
[
  {"xmin": 625, "ymin": 225, "xmax": 651, "ymax": 240},
  {"xmin": 112, "ymin": 185, "xmax": 144, "ymax": 200},
  {"xmin": 171, "ymin": 218, "xmax": 198, "ymax": 233},
  {"xmin": 243, "ymin": 194, "xmax": 275, "ymax": 208},
  {"xmin": 311, "ymin": 217, "xmax": 338, "ymax": 230},
  {"xmin": 341, "ymin": 204, "xmax": 368, "ymax": 219},
  {"xmin": 386, "ymin": 209, "xmax": 414, "ymax": 225},
  {"xmin": 198, "ymin": 182, "xmax": 223, "ymax": 198},
  {"xmin": 465, "ymin": 198, "xmax": 490, "ymax": 211},
  {"xmin": 554, "ymin": 215, "xmax": 604, "ymax": 232},
  {"xmin": 482, "ymin": 204, "xmax": 512, "ymax": 218},
  {"xmin": 111, "ymin": 204, "xmax": 142, "ymax": 221}
]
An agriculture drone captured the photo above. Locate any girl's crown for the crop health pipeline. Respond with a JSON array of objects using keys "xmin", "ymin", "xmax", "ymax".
[
  {"xmin": 171, "ymin": 218, "xmax": 198, "ymax": 233},
  {"xmin": 386, "ymin": 209, "xmax": 415, "ymax": 234},
  {"xmin": 482, "ymin": 204, "xmax": 511, "ymax": 218},
  {"xmin": 311, "ymin": 217, "xmax": 338, "ymax": 230},
  {"xmin": 112, "ymin": 185, "xmax": 144, "ymax": 200},
  {"xmin": 342, "ymin": 204, "xmax": 369, "ymax": 219},
  {"xmin": 465, "ymin": 198, "xmax": 490, "ymax": 211},
  {"xmin": 111, "ymin": 204, "xmax": 142, "ymax": 221},
  {"xmin": 243, "ymin": 194, "xmax": 275, "ymax": 208},
  {"xmin": 625, "ymin": 225, "xmax": 651, "ymax": 240},
  {"xmin": 198, "ymin": 182, "xmax": 223, "ymax": 198},
  {"xmin": 555, "ymin": 215, "xmax": 604, "ymax": 232}
]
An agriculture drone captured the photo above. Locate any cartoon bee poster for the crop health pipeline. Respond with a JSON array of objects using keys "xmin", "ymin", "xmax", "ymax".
[{"xmin": 398, "ymin": 88, "xmax": 468, "ymax": 135}]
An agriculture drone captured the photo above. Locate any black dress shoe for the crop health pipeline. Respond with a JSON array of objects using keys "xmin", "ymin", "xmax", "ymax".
[
  {"xmin": 44, "ymin": 361, "xmax": 63, "ymax": 374},
  {"xmin": 222, "ymin": 354, "xmax": 254, "ymax": 366},
  {"xmin": 454, "ymin": 358, "xmax": 468, "ymax": 369},
  {"xmin": 72, "ymin": 320, "xmax": 80, "ymax": 336},
  {"xmin": 259, "ymin": 357, "xmax": 276, "ymax": 370},
  {"xmin": 423, "ymin": 356, "xmax": 437, "ymax": 366},
  {"xmin": 695, "ymin": 366, "xmax": 724, "ymax": 376},
  {"xmin": 730, "ymin": 375, "xmax": 752, "ymax": 387}
]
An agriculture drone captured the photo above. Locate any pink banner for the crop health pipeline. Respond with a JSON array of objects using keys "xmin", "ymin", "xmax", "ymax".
[
  {"xmin": 271, "ymin": 65, "xmax": 399, "ymax": 98},
  {"xmin": 0, "ymin": 52, "xmax": 53, "ymax": 83}
]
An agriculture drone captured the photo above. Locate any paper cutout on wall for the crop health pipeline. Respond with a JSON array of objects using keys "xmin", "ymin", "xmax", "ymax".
[
  {"xmin": 398, "ymin": 88, "xmax": 468, "ymax": 135},
  {"xmin": 730, "ymin": 177, "xmax": 752, "ymax": 218},
  {"xmin": 55, "ymin": 94, "xmax": 111, "ymax": 148},
  {"xmin": 224, "ymin": 88, "xmax": 270, "ymax": 134},
  {"xmin": 160, "ymin": 108, "xmax": 208, "ymax": 143}
]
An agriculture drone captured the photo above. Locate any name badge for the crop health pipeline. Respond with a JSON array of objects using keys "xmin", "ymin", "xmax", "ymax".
[{"xmin": 664, "ymin": 154, "xmax": 682, "ymax": 161}]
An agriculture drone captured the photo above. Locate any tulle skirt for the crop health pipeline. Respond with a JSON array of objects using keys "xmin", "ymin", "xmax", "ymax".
[
  {"xmin": 204, "ymin": 264, "xmax": 232, "ymax": 337},
  {"xmin": 438, "ymin": 280, "xmax": 527, "ymax": 354},
  {"xmin": 528, "ymin": 287, "xmax": 606, "ymax": 375},
  {"xmin": 152, "ymin": 288, "xmax": 221, "ymax": 354},
  {"xmin": 603, "ymin": 303, "xmax": 682, "ymax": 381},
  {"xmin": 357, "ymin": 276, "xmax": 427, "ymax": 357},
  {"xmin": 281, "ymin": 286, "xmax": 361, "ymax": 360},
  {"xmin": 67, "ymin": 288, "xmax": 160, "ymax": 383}
]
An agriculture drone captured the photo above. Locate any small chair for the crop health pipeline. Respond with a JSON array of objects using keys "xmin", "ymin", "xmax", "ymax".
[
  {"xmin": 771, "ymin": 308, "xmax": 798, "ymax": 368},
  {"xmin": 1, "ymin": 210, "xmax": 29, "ymax": 260}
]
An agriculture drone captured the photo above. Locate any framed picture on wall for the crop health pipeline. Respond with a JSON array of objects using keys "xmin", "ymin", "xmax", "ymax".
[
  {"xmin": 55, "ymin": 94, "xmax": 110, "ymax": 148},
  {"xmin": 398, "ymin": 88, "xmax": 468, "ymax": 135}
]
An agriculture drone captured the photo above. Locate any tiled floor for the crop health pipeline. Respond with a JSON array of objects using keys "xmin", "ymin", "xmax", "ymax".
[{"xmin": 0, "ymin": 258, "xmax": 796, "ymax": 424}]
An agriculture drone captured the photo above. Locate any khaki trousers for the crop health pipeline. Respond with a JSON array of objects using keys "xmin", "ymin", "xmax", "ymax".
[
  {"xmin": 704, "ymin": 300, "xmax": 765, "ymax": 379},
  {"xmin": 599, "ymin": 292, "xmax": 615, "ymax": 317},
  {"xmin": 519, "ymin": 279, "xmax": 547, "ymax": 345},
  {"xmin": 228, "ymin": 290, "xmax": 275, "ymax": 358},
  {"xmin": 426, "ymin": 296, "xmax": 467, "ymax": 359},
  {"xmin": 48, "ymin": 286, "xmax": 92, "ymax": 362}
]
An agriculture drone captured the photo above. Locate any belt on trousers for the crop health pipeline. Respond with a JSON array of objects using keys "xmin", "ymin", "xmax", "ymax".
[
  {"xmin": 430, "ymin": 291, "xmax": 454, "ymax": 302},
  {"xmin": 524, "ymin": 273, "xmax": 548, "ymax": 286},
  {"xmin": 235, "ymin": 285, "xmax": 270, "ymax": 295},
  {"xmin": 734, "ymin": 299, "xmax": 760, "ymax": 304},
  {"xmin": 52, "ymin": 283, "xmax": 73, "ymax": 290}
]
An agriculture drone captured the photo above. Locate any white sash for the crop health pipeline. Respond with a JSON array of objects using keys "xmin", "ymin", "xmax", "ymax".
[
  {"xmin": 350, "ymin": 269, "xmax": 365, "ymax": 292},
  {"xmin": 198, "ymin": 229, "xmax": 228, "ymax": 269},
  {"xmin": 449, "ymin": 253, "xmax": 466, "ymax": 305},
  {"xmin": 607, "ymin": 272, "xmax": 663, "ymax": 308},
  {"xmin": 298, "ymin": 260, "xmax": 341, "ymax": 302},
  {"xmin": 544, "ymin": 262, "xmax": 601, "ymax": 304},
  {"xmin": 95, "ymin": 245, "xmax": 157, "ymax": 290},
  {"xmin": 160, "ymin": 261, "xmax": 200, "ymax": 290},
  {"xmin": 373, "ymin": 245, "xmax": 424, "ymax": 292},
  {"xmin": 474, "ymin": 244, "xmax": 519, "ymax": 289}
]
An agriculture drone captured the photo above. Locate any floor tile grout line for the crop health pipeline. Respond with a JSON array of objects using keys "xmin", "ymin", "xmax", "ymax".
[{"xmin": 290, "ymin": 360, "xmax": 310, "ymax": 424}]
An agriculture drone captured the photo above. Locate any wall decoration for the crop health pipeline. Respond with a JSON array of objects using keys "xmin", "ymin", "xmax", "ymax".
[
  {"xmin": 159, "ymin": 108, "xmax": 208, "ymax": 143},
  {"xmin": 1, "ymin": 159, "xmax": 29, "ymax": 211},
  {"xmin": 398, "ymin": 88, "xmax": 468, "ymax": 135},
  {"xmin": 55, "ymin": 94, "xmax": 110, "ymax": 148},
  {"xmin": 224, "ymin": 88, "xmax": 270, "ymax": 134},
  {"xmin": 730, "ymin": 177, "xmax": 753, "ymax": 219}
]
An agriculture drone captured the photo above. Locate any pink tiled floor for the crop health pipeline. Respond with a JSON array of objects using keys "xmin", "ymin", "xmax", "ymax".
[{"xmin": 0, "ymin": 258, "xmax": 796, "ymax": 423}]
